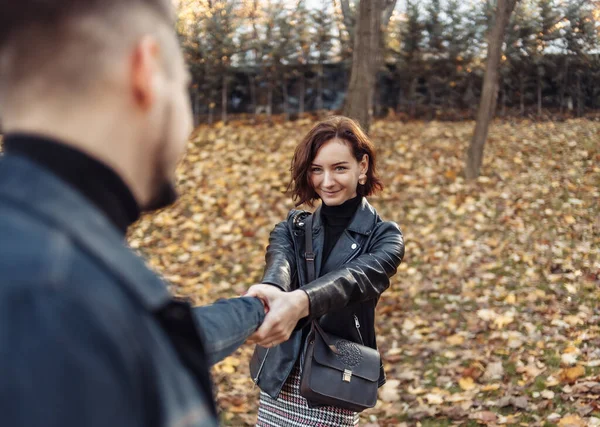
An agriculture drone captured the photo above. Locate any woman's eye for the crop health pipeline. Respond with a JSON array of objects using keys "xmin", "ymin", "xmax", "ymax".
[
  {"xmin": 311, "ymin": 168, "xmax": 322, "ymax": 173},
  {"xmin": 335, "ymin": 166, "xmax": 347, "ymax": 171}
]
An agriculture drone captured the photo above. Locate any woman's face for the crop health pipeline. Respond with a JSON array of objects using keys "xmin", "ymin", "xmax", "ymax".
[{"xmin": 309, "ymin": 139, "xmax": 368, "ymax": 206}]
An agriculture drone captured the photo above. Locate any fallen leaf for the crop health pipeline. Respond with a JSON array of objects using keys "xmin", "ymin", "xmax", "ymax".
[
  {"xmin": 469, "ymin": 411, "xmax": 498, "ymax": 423},
  {"xmin": 425, "ymin": 393, "xmax": 444, "ymax": 405},
  {"xmin": 459, "ymin": 377, "xmax": 476, "ymax": 391},
  {"xmin": 483, "ymin": 362, "xmax": 504, "ymax": 381},
  {"xmin": 379, "ymin": 380, "xmax": 400, "ymax": 402},
  {"xmin": 446, "ymin": 334, "xmax": 465, "ymax": 346},
  {"xmin": 558, "ymin": 414, "xmax": 586, "ymax": 427},
  {"xmin": 541, "ymin": 390, "xmax": 555, "ymax": 399},
  {"xmin": 559, "ymin": 365, "xmax": 585, "ymax": 384}
]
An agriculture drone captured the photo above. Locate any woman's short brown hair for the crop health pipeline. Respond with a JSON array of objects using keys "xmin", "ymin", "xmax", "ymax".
[{"xmin": 288, "ymin": 116, "xmax": 383, "ymax": 207}]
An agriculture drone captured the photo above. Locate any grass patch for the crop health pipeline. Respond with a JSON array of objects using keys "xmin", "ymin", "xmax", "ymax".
[
  {"xmin": 542, "ymin": 350, "xmax": 562, "ymax": 369},
  {"xmin": 532, "ymin": 375, "xmax": 548, "ymax": 392}
]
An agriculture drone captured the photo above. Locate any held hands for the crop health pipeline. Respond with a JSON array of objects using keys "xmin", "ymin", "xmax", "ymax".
[{"xmin": 246, "ymin": 284, "xmax": 309, "ymax": 348}]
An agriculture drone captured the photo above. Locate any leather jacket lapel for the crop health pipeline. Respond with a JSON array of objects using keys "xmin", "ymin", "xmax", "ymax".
[
  {"xmin": 320, "ymin": 230, "xmax": 361, "ymax": 275},
  {"xmin": 347, "ymin": 197, "xmax": 378, "ymax": 235},
  {"xmin": 312, "ymin": 198, "xmax": 377, "ymax": 277}
]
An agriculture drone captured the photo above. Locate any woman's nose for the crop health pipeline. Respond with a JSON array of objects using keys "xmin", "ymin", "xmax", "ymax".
[{"xmin": 322, "ymin": 171, "xmax": 334, "ymax": 187}]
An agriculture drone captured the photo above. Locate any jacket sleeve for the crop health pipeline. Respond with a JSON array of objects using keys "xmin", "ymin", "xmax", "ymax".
[
  {"xmin": 301, "ymin": 221, "xmax": 404, "ymax": 320},
  {"xmin": 192, "ymin": 297, "xmax": 265, "ymax": 366},
  {"xmin": 260, "ymin": 211, "xmax": 298, "ymax": 292}
]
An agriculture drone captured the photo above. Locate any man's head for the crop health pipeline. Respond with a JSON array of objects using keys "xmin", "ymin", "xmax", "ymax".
[{"xmin": 0, "ymin": 0, "xmax": 192, "ymax": 210}]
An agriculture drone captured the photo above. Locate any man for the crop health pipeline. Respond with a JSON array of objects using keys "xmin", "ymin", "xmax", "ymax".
[{"xmin": 0, "ymin": 0, "xmax": 309, "ymax": 426}]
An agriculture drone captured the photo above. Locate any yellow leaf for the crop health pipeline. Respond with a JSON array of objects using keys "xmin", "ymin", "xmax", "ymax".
[
  {"xmin": 504, "ymin": 293, "xmax": 516, "ymax": 304},
  {"xmin": 459, "ymin": 377, "xmax": 476, "ymax": 391},
  {"xmin": 446, "ymin": 334, "xmax": 465, "ymax": 346},
  {"xmin": 559, "ymin": 365, "xmax": 585, "ymax": 384},
  {"xmin": 481, "ymin": 384, "xmax": 500, "ymax": 391},
  {"xmin": 558, "ymin": 414, "xmax": 586, "ymax": 427},
  {"xmin": 494, "ymin": 312, "xmax": 515, "ymax": 329},
  {"xmin": 425, "ymin": 393, "xmax": 444, "ymax": 405}
]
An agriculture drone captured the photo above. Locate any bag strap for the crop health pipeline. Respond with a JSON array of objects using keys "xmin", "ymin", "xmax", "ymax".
[
  {"xmin": 304, "ymin": 214, "xmax": 315, "ymax": 283},
  {"xmin": 304, "ymin": 214, "xmax": 339, "ymax": 355},
  {"xmin": 312, "ymin": 319, "xmax": 340, "ymax": 354}
]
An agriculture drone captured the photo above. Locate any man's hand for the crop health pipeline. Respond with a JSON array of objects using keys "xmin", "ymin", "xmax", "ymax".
[{"xmin": 246, "ymin": 284, "xmax": 309, "ymax": 348}]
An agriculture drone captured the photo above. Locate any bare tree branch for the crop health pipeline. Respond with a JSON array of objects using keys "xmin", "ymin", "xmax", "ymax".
[{"xmin": 382, "ymin": 0, "xmax": 397, "ymax": 27}]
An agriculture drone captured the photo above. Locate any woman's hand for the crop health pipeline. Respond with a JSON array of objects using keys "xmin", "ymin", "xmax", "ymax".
[{"xmin": 245, "ymin": 285, "xmax": 309, "ymax": 348}]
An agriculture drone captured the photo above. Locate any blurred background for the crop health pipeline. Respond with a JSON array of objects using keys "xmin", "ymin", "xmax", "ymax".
[
  {"xmin": 132, "ymin": 0, "xmax": 599, "ymax": 425},
  {"xmin": 175, "ymin": 0, "xmax": 600, "ymax": 126}
]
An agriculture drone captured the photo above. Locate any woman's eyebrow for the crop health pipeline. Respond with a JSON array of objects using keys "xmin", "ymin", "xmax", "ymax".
[{"xmin": 311, "ymin": 161, "xmax": 350, "ymax": 167}]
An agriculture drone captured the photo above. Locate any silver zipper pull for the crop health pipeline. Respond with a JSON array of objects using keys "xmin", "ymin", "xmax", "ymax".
[
  {"xmin": 354, "ymin": 315, "xmax": 360, "ymax": 329},
  {"xmin": 252, "ymin": 348, "xmax": 270, "ymax": 389}
]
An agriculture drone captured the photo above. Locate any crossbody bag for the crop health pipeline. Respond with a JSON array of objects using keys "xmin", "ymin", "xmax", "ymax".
[{"xmin": 299, "ymin": 213, "xmax": 380, "ymax": 412}]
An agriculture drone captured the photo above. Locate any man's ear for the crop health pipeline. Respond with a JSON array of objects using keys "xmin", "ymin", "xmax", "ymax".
[{"xmin": 130, "ymin": 36, "xmax": 160, "ymax": 111}]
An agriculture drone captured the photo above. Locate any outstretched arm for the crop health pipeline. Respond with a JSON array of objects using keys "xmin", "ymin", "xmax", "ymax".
[{"xmin": 191, "ymin": 297, "xmax": 266, "ymax": 365}]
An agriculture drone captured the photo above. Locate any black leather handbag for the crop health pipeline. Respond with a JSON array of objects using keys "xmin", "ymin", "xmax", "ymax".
[{"xmin": 299, "ymin": 213, "xmax": 381, "ymax": 412}]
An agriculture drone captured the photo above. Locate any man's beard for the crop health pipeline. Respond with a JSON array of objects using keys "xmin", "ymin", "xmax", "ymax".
[
  {"xmin": 141, "ymin": 101, "xmax": 179, "ymax": 213},
  {"xmin": 143, "ymin": 177, "xmax": 177, "ymax": 212}
]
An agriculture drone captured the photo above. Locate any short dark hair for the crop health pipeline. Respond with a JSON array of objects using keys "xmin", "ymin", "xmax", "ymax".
[
  {"xmin": 288, "ymin": 116, "xmax": 384, "ymax": 207},
  {"xmin": 0, "ymin": 0, "xmax": 173, "ymax": 102},
  {"xmin": 0, "ymin": 0, "xmax": 171, "ymax": 47}
]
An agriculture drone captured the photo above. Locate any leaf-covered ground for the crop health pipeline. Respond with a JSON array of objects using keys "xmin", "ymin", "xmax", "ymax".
[{"xmin": 128, "ymin": 118, "xmax": 600, "ymax": 427}]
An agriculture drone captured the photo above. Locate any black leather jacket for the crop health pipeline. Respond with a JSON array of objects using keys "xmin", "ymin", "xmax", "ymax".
[{"xmin": 250, "ymin": 197, "xmax": 404, "ymax": 399}]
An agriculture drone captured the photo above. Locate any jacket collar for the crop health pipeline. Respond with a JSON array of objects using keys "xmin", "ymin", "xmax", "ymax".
[
  {"xmin": 0, "ymin": 155, "xmax": 172, "ymax": 311},
  {"xmin": 312, "ymin": 196, "xmax": 377, "ymax": 235}
]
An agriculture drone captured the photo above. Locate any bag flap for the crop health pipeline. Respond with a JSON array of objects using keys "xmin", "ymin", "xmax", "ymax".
[{"xmin": 312, "ymin": 332, "xmax": 380, "ymax": 382}]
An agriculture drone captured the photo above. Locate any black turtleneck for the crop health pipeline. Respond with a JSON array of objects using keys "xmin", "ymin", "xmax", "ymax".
[
  {"xmin": 3, "ymin": 134, "xmax": 140, "ymax": 236},
  {"xmin": 320, "ymin": 195, "xmax": 362, "ymax": 263}
]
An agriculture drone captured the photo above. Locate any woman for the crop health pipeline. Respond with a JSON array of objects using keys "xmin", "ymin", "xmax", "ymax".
[{"xmin": 248, "ymin": 116, "xmax": 404, "ymax": 426}]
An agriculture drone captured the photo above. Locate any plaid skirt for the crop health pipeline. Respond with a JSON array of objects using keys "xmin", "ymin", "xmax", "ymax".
[{"xmin": 256, "ymin": 364, "xmax": 359, "ymax": 427}]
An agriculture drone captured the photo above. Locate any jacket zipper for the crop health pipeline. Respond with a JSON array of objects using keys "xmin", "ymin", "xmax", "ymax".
[
  {"xmin": 354, "ymin": 314, "xmax": 365, "ymax": 345},
  {"xmin": 253, "ymin": 349, "xmax": 270, "ymax": 386}
]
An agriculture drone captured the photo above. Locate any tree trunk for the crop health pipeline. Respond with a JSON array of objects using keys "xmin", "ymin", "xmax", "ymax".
[
  {"xmin": 299, "ymin": 72, "xmax": 305, "ymax": 115},
  {"xmin": 465, "ymin": 0, "xmax": 518, "ymax": 180},
  {"xmin": 409, "ymin": 77, "xmax": 417, "ymax": 118},
  {"xmin": 519, "ymin": 74, "xmax": 525, "ymax": 116},
  {"xmin": 577, "ymin": 73, "xmax": 583, "ymax": 117},
  {"xmin": 267, "ymin": 82, "xmax": 273, "ymax": 121},
  {"xmin": 339, "ymin": 0, "xmax": 356, "ymax": 45},
  {"xmin": 396, "ymin": 84, "xmax": 403, "ymax": 113},
  {"xmin": 317, "ymin": 62, "xmax": 324, "ymax": 111},
  {"xmin": 250, "ymin": 75, "xmax": 257, "ymax": 123},
  {"xmin": 342, "ymin": 0, "xmax": 383, "ymax": 132},
  {"xmin": 193, "ymin": 90, "xmax": 201, "ymax": 127},
  {"xmin": 501, "ymin": 84, "xmax": 506, "ymax": 117},
  {"xmin": 559, "ymin": 58, "xmax": 568, "ymax": 115},
  {"xmin": 428, "ymin": 79, "xmax": 435, "ymax": 120},
  {"xmin": 208, "ymin": 99, "xmax": 214, "ymax": 125},
  {"xmin": 282, "ymin": 79, "xmax": 289, "ymax": 121},
  {"xmin": 537, "ymin": 73, "xmax": 542, "ymax": 116},
  {"xmin": 221, "ymin": 75, "xmax": 228, "ymax": 124},
  {"xmin": 490, "ymin": 80, "xmax": 499, "ymax": 119}
]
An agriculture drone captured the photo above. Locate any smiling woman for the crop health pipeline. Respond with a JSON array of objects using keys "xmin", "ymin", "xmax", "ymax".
[
  {"xmin": 248, "ymin": 116, "xmax": 405, "ymax": 426},
  {"xmin": 288, "ymin": 116, "xmax": 383, "ymax": 208},
  {"xmin": 309, "ymin": 140, "xmax": 368, "ymax": 206}
]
